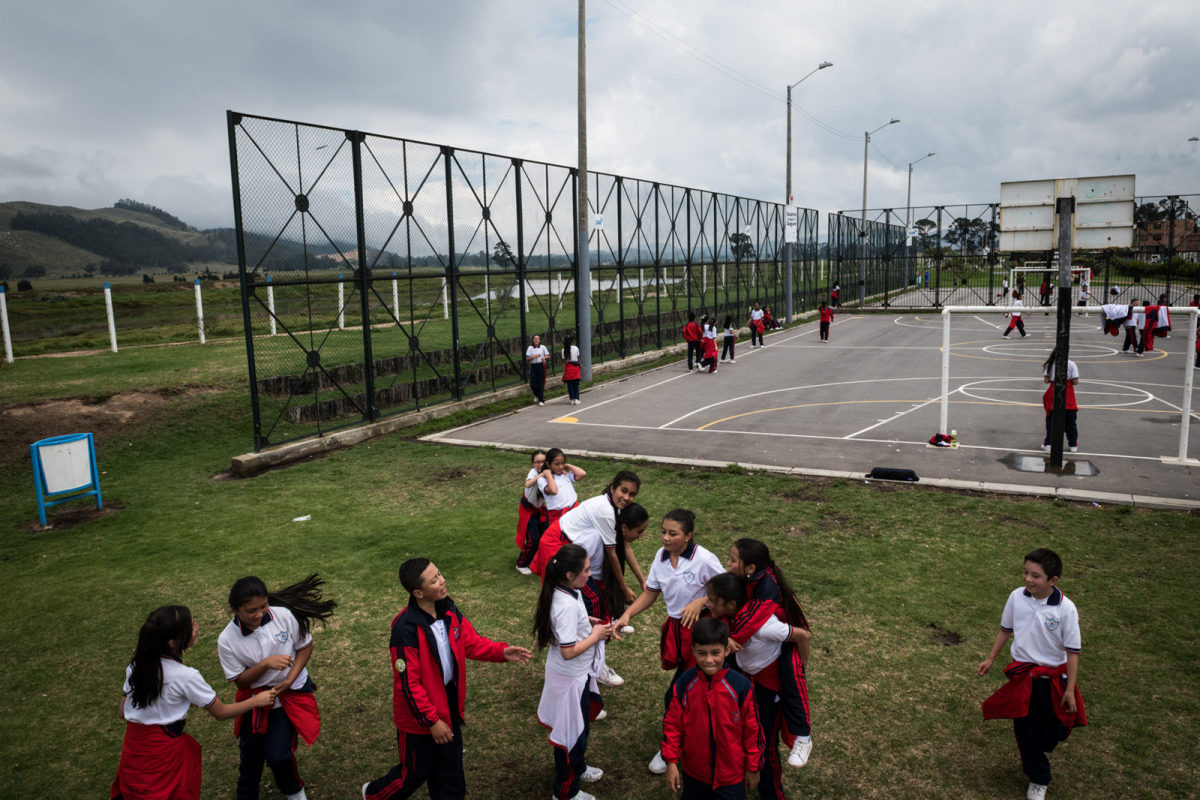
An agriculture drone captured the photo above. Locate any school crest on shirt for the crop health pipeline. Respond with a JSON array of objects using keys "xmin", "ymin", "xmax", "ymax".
[
  {"xmin": 275, "ymin": 630, "xmax": 290, "ymax": 644},
  {"xmin": 395, "ymin": 658, "xmax": 406, "ymax": 674},
  {"xmin": 452, "ymin": 625, "xmax": 461, "ymax": 640},
  {"xmin": 728, "ymin": 710, "xmax": 741, "ymax": 723},
  {"xmin": 1044, "ymin": 617, "xmax": 1060, "ymax": 632},
  {"xmin": 682, "ymin": 572, "xmax": 696, "ymax": 585}
]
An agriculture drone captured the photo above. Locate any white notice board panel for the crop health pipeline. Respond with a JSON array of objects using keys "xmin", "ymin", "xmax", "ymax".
[
  {"xmin": 37, "ymin": 440, "xmax": 94, "ymax": 494},
  {"xmin": 999, "ymin": 175, "xmax": 1134, "ymax": 252}
]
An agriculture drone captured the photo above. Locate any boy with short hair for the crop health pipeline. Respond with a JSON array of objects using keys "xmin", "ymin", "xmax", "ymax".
[
  {"xmin": 663, "ymin": 617, "xmax": 762, "ymax": 800},
  {"xmin": 363, "ymin": 559, "xmax": 531, "ymax": 800},
  {"xmin": 978, "ymin": 549, "xmax": 1086, "ymax": 800}
]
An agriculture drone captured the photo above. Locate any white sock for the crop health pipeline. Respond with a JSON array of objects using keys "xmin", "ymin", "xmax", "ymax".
[{"xmin": 798, "ymin": 735, "xmax": 812, "ymax": 743}]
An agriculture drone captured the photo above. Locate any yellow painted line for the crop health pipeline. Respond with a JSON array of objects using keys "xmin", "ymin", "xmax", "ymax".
[{"xmin": 553, "ymin": 416, "xmax": 579, "ymax": 423}]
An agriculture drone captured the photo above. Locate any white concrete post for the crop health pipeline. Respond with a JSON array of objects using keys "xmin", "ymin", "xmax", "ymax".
[
  {"xmin": 639, "ymin": 267, "xmax": 645, "ymax": 302},
  {"xmin": 392, "ymin": 273, "xmax": 400, "ymax": 326},
  {"xmin": 524, "ymin": 280, "xmax": 529, "ymax": 313},
  {"xmin": 722, "ymin": 264, "xmax": 726, "ymax": 293},
  {"xmin": 104, "ymin": 282, "xmax": 118, "ymax": 353},
  {"xmin": 0, "ymin": 285, "xmax": 12, "ymax": 364},
  {"xmin": 337, "ymin": 274, "xmax": 345, "ymax": 329},
  {"xmin": 442, "ymin": 277, "xmax": 449, "ymax": 320},
  {"xmin": 703, "ymin": 264, "xmax": 707, "ymax": 295},
  {"xmin": 194, "ymin": 278, "xmax": 205, "ymax": 344},
  {"xmin": 267, "ymin": 276, "xmax": 276, "ymax": 336},
  {"xmin": 485, "ymin": 273, "xmax": 491, "ymax": 318}
]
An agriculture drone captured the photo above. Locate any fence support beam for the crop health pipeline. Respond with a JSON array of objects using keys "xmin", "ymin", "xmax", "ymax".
[
  {"xmin": 444, "ymin": 147, "xmax": 463, "ymax": 401},
  {"xmin": 351, "ymin": 130, "xmax": 376, "ymax": 422}
]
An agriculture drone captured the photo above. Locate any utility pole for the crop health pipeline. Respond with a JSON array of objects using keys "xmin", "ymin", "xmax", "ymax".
[
  {"xmin": 577, "ymin": 0, "xmax": 592, "ymax": 380},
  {"xmin": 1048, "ymin": 197, "xmax": 1074, "ymax": 469},
  {"xmin": 905, "ymin": 152, "xmax": 934, "ymax": 290},
  {"xmin": 784, "ymin": 62, "xmax": 831, "ymax": 322},
  {"xmin": 861, "ymin": 119, "xmax": 899, "ymax": 305}
]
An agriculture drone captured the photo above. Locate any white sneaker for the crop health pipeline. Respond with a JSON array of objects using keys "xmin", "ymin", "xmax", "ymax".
[
  {"xmin": 729, "ymin": 359, "xmax": 736, "ymax": 363},
  {"xmin": 594, "ymin": 709, "xmax": 607, "ymax": 720},
  {"xmin": 1027, "ymin": 783, "xmax": 1048, "ymax": 800},
  {"xmin": 1040, "ymin": 444, "xmax": 1051, "ymax": 452},
  {"xmin": 597, "ymin": 665, "xmax": 624, "ymax": 686},
  {"xmin": 648, "ymin": 750, "xmax": 668, "ymax": 774},
  {"xmin": 538, "ymin": 401, "xmax": 544, "ymax": 406},
  {"xmin": 286, "ymin": 791, "xmax": 308, "ymax": 800},
  {"xmin": 1069, "ymin": 445, "xmax": 1078, "ymax": 453},
  {"xmin": 580, "ymin": 766, "xmax": 604, "ymax": 783},
  {"xmin": 516, "ymin": 566, "xmax": 533, "ymax": 576},
  {"xmin": 619, "ymin": 625, "xmax": 634, "ymax": 635},
  {"xmin": 786, "ymin": 738, "xmax": 812, "ymax": 768},
  {"xmin": 362, "ymin": 782, "xmax": 370, "ymax": 800}
]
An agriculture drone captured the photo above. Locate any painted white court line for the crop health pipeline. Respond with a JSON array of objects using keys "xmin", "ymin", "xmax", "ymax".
[
  {"xmin": 975, "ymin": 315, "xmax": 1002, "ymax": 329},
  {"xmin": 844, "ymin": 394, "xmax": 945, "ymax": 439}
]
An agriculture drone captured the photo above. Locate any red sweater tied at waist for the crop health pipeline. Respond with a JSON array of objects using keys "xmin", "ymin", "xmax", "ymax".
[
  {"xmin": 982, "ymin": 661, "xmax": 1086, "ymax": 731},
  {"xmin": 234, "ymin": 685, "xmax": 321, "ymax": 745}
]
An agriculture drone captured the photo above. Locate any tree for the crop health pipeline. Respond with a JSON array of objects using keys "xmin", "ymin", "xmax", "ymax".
[
  {"xmin": 84, "ymin": 263, "xmax": 95, "ymax": 275},
  {"xmin": 943, "ymin": 217, "xmax": 994, "ymax": 254},
  {"xmin": 729, "ymin": 232, "xmax": 755, "ymax": 261},
  {"xmin": 914, "ymin": 219, "xmax": 938, "ymax": 252},
  {"xmin": 493, "ymin": 239, "xmax": 517, "ymax": 270},
  {"xmin": 21, "ymin": 265, "xmax": 47, "ymax": 278},
  {"xmin": 142, "ymin": 273, "xmax": 155, "ymax": 283},
  {"xmin": 17, "ymin": 279, "xmax": 33, "ymax": 291},
  {"xmin": 0, "ymin": 263, "xmax": 9, "ymax": 280}
]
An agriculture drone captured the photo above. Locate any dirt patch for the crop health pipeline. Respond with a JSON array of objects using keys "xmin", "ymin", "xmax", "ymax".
[
  {"xmin": 784, "ymin": 525, "xmax": 810, "ymax": 538},
  {"xmin": 437, "ymin": 467, "xmax": 468, "ymax": 481},
  {"xmin": 17, "ymin": 501, "xmax": 124, "ymax": 533},
  {"xmin": 928, "ymin": 623, "xmax": 962, "ymax": 646},
  {"xmin": 213, "ymin": 281, "xmax": 238, "ymax": 289}
]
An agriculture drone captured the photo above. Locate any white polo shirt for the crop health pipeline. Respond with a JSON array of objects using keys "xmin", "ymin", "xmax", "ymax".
[
  {"xmin": 561, "ymin": 494, "xmax": 618, "ymax": 578},
  {"xmin": 645, "ymin": 542, "xmax": 724, "ymax": 618},
  {"xmin": 539, "ymin": 471, "xmax": 578, "ymax": 511},
  {"xmin": 217, "ymin": 605, "xmax": 313, "ymax": 709},
  {"xmin": 751, "ymin": 309, "xmax": 764, "ymax": 322},
  {"xmin": 546, "ymin": 586, "xmax": 597, "ymax": 679},
  {"xmin": 1044, "ymin": 361, "xmax": 1079, "ymax": 382},
  {"xmin": 523, "ymin": 467, "xmax": 542, "ymax": 507},
  {"xmin": 736, "ymin": 615, "xmax": 793, "ymax": 677},
  {"xmin": 1001, "ymin": 586, "xmax": 1081, "ymax": 667},
  {"xmin": 1010, "ymin": 299, "xmax": 1023, "ymax": 318},
  {"xmin": 1125, "ymin": 309, "xmax": 1143, "ymax": 328},
  {"xmin": 429, "ymin": 619, "xmax": 456, "ymax": 685},
  {"xmin": 122, "ymin": 657, "xmax": 216, "ymax": 726},
  {"xmin": 526, "ymin": 345, "xmax": 549, "ymax": 364}
]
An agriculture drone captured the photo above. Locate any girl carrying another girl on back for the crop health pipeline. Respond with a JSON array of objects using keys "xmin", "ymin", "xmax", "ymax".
[
  {"xmin": 216, "ymin": 574, "xmax": 336, "ymax": 800},
  {"xmin": 535, "ymin": 544, "xmax": 614, "ymax": 800},
  {"xmin": 613, "ymin": 508, "xmax": 724, "ymax": 775},
  {"xmin": 111, "ymin": 606, "xmax": 277, "ymax": 800},
  {"xmin": 538, "ymin": 448, "xmax": 586, "ymax": 531},
  {"xmin": 516, "ymin": 449, "xmax": 549, "ymax": 576},
  {"xmin": 701, "ymin": 319, "xmax": 720, "ymax": 373}
]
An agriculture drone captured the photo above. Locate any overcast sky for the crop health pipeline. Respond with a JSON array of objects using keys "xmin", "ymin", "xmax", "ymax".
[{"xmin": 2, "ymin": 0, "xmax": 1198, "ymax": 230}]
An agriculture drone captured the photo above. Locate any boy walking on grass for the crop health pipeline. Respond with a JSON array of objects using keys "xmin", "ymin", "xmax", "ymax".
[{"xmin": 978, "ymin": 549, "xmax": 1086, "ymax": 800}]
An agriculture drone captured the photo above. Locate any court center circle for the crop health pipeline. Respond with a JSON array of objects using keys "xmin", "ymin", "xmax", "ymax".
[
  {"xmin": 956, "ymin": 378, "xmax": 1155, "ymax": 408},
  {"xmin": 979, "ymin": 342, "xmax": 1119, "ymax": 359}
]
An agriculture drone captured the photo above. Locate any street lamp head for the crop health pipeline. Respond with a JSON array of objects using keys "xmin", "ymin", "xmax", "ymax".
[
  {"xmin": 928, "ymin": 152, "xmax": 936, "ymax": 157},
  {"xmin": 818, "ymin": 61, "xmax": 833, "ymax": 69},
  {"xmin": 1190, "ymin": 136, "xmax": 1199, "ymax": 142},
  {"xmin": 890, "ymin": 119, "xmax": 901, "ymax": 125}
]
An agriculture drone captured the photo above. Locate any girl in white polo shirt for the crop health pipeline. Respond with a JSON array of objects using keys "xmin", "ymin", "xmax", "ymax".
[
  {"xmin": 749, "ymin": 303, "xmax": 766, "ymax": 348},
  {"xmin": 534, "ymin": 544, "xmax": 614, "ymax": 800},
  {"xmin": 112, "ymin": 606, "xmax": 276, "ymax": 800},
  {"xmin": 516, "ymin": 449, "xmax": 548, "ymax": 576},
  {"xmin": 538, "ymin": 448, "xmax": 586, "ymax": 527},
  {"xmin": 217, "ymin": 575, "xmax": 336, "ymax": 800},
  {"xmin": 526, "ymin": 334, "xmax": 550, "ymax": 406}
]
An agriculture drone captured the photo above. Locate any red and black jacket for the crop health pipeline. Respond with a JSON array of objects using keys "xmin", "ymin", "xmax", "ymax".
[
  {"xmin": 390, "ymin": 596, "xmax": 508, "ymax": 735},
  {"xmin": 729, "ymin": 568, "xmax": 808, "ymax": 646},
  {"xmin": 683, "ymin": 322, "xmax": 703, "ymax": 342},
  {"xmin": 819, "ymin": 307, "xmax": 834, "ymax": 323},
  {"xmin": 662, "ymin": 666, "xmax": 763, "ymax": 788}
]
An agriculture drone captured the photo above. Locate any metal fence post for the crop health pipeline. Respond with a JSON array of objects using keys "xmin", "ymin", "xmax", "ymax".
[
  {"xmin": 987, "ymin": 204, "xmax": 998, "ymax": 304},
  {"xmin": 617, "ymin": 176, "xmax": 625, "ymax": 357},
  {"xmin": 515, "ymin": 158, "xmax": 528, "ymax": 381},
  {"xmin": 654, "ymin": 183, "xmax": 662, "ymax": 348},
  {"xmin": 444, "ymin": 147, "xmax": 463, "ymax": 401},
  {"xmin": 1166, "ymin": 196, "xmax": 1177, "ymax": 298},
  {"xmin": 350, "ymin": 130, "xmax": 376, "ymax": 421},
  {"xmin": 226, "ymin": 110, "xmax": 263, "ymax": 451},
  {"xmin": 686, "ymin": 188, "xmax": 693, "ymax": 315}
]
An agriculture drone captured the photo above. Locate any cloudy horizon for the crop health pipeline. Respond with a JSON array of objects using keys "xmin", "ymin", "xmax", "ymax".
[{"xmin": 2, "ymin": 0, "xmax": 1198, "ymax": 231}]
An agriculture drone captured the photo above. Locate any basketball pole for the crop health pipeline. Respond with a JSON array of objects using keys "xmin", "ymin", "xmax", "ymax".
[{"xmin": 1049, "ymin": 197, "xmax": 1074, "ymax": 469}]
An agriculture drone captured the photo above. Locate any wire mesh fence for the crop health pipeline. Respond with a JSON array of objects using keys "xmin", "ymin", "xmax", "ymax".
[
  {"xmin": 228, "ymin": 111, "xmax": 820, "ymax": 451},
  {"xmin": 828, "ymin": 195, "xmax": 1200, "ymax": 310}
]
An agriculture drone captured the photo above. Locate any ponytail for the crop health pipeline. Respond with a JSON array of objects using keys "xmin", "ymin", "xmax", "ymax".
[
  {"xmin": 229, "ymin": 574, "xmax": 337, "ymax": 639},
  {"xmin": 732, "ymin": 538, "xmax": 809, "ymax": 629},
  {"xmin": 533, "ymin": 544, "xmax": 589, "ymax": 650},
  {"xmin": 127, "ymin": 605, "xmax": 193, "ymax": 710},
  {"xmin": 603, "ymin": 502, "xmax": 649, "ymax": 616},
  {"xmin": 562, "ymin": 335, "xmax": 575, "ymax": 362}
]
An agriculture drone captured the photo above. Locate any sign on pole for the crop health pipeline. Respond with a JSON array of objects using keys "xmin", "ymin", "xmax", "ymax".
[
  {"xmin": 594, "ymin": 214, "xmax": 603, "ymax": 230},
  {"xmin": 784, "ymin": 207, "xmax": 799, "ymax": 244}
]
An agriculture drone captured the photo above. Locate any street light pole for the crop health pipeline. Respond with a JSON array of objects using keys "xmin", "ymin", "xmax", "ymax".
[
  {"xmin": 577, "ymin": 0, "xmax": 592, "ymax": 380},
  {"xmin": 905, "ymin": 152, "xmax": 935, "ymax": 289},
  {"xmin": 784, "ymin": 61, "xmax": 831, "ymax": 322},
  {"xmin": 860, "ymin": 118, "xmax": 900, "ymax": 305}
]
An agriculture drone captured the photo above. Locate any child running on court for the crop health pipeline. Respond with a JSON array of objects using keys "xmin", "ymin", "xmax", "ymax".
[
  {"xmin": 726, "ymin": 539, "xmax": 813, "ymax": 769},
  {"xmin": 535, "ymin": 544, "xmax": 614, "ymax": 800},
  {"xmin": 111, "ymin": 606, "xmax": 277, "ymax": 800},
  {"xmin": 516, "ymin": 449, "xmax": 549, "ymax": 576},
  {"xmin": 662, "ymin": 617, "xmax": 763, "ymax": 800},
  {"xmin": 978, "ymin": 549, "xmax": 1085, "ymax": 800},
  {"xmin": 1003, "ymin": 295, "xmax": 1027, "ymax": 338},
  {"xmin": 613, "ymin": 508, "xmax": 724, "ymax": 774},
  {"xmin": 217, "ymin": 575, "xmax": 336, "ymax": 800},
  {"xmin": 818, "ymin": 300, "xmax": 833, "ymax": 342},
  {"xmin": 363, "ymin": 559, "xmax": 531, "ymax": 799},
  {"xmin": 721, "ymin": 315, "xmax": 737, "ymax": 363},
  {"xmin": 706, "ymin": 573, "xmax": 812, "ymax": 800}
]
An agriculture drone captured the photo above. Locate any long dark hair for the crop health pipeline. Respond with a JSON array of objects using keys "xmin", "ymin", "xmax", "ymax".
[
  {"xmin": 228, "ymin": 574, "xmax": 337, "ymax": 639},
  {"xmin": 533, "ymin": 543, "xmax": 589, "ymax": 650},
  {"xmin": 562, "ymin": 335, "xmax": 575, "ymax": 362},
  {"xmin": 723, "ymin": 314, "xmax": 733, "ymax": 329},
  {"xmin": 603, "ymin": 502, "xmax": 650, "ymax": 616},
  {"xmin": 1042, "ymin": 347, "xmax": 1060, "ymax": 375},
  {"xmin": 127, "ymin": 605, "xmax": 193, "ymax": 710},
  {"xmin": 544, "ymin": 448, "xmax": 565, "ymax": 468},
  {"xmin": 733, "ymin": 538, "xmax": 808, "ymax": 629},
  {"xmin": 706, "ymin": 572, "xmax": 746, "ymax": 611}
]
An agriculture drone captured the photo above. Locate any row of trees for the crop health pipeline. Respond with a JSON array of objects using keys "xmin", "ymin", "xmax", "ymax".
[
  {"xmin": 113, "ymin": 199, "xmax": 193, "ymax": 231},
  {"xmin": 10, "ymin": 212, "xmax": 237, "ymax": 270}
]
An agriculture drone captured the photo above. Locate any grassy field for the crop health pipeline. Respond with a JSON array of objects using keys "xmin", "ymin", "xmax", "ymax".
[{"xmin": 1, "ymin": 331, "xmax": 1198, "ymax": 800}]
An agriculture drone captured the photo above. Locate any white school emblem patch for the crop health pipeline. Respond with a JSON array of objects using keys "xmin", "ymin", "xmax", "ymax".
[
  {"xmin": 1044, "ymin": 617, "xmax": 1060, "ymax": 632},
  {"xmin": 275, "ymin": 630, "xmax": 290, "ymax": 644},
  {"xmin": 683, "ymin": 572, "xmax": 696, "ymax": 585}
]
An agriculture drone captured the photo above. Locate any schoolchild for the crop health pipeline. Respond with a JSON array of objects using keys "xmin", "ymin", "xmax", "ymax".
[
  {"xmin": 706, "ymin": 574, "xmax": 811, "ymax": 800},
  {"xmin": 217, "ymin": 575, "xmax": 336, "ymax": 800},
  {"xmin": 662, "ymin": 617, "xmax": 763, "ymax": 800},
  {"xmin": 535, "ymin": 544, "xmax": 614, "ymax": 800},
  {"xmin": 1003, "ymin": 297, "xmax": 1027, "ymax": 338},
  {"xmin": 683, "ymin": 312, "xmax": 704, "ymax": 372},
  {"xmin": 1155, "ymin": 293, "xmax": 1172, "ymax": 338},
  {"xmin": 1141, "ymin": 298, "xmax": 1167, "ymax": 352},
  {"xmin": 111, "ymin": 606, "xmax": 277, "ymax": 800},
  {"xmin": 1039, "ymin": 279, "xmax": 1050, "ymax": 306},
  {"xmin": 725, "ymin": 539, "xmax": 812, "ymax": 769},
  {"xmin": 530, "ymin": 469, "xmax": 638, "ymax": 584},
  {"xmin": 817, "ymin": 301, "xmax": 833, "ymax": 342},
  {"xmin": 526, "ymin": 334, "xmax": 551, "ymax": 406},
  {"xmin": 721, "ymin": 315, "xmax": 737, "ymax": 363},
  {"xmin": 749, "ymin": 303, "xmax": 765, "ymax": 348},
  {"xmin": 1191, "ymin": 293, "xmax": 1200, "ymax": 309},
  {"xmin": 613, "ymin": 508, "xmax": 724, "ymax": 774},
  {"xmin": 999, "ymin": 279, "xmax": 1010, "ymax": 302},
  {"xmin": 516, "ymin": 449, "xmax": 549, "ymax": 576},
  {"xmin": 1040, "ymin": 349, "xmax": 1080, "ymax": 453},
  {"xmin": 701, "ymin": 321, "xmax": 720, "ymax": 373},
  {"xmin": 1121, "ymin": 300, "xmax": 1143, "ymax": 354},
  {"xmin": 978, "ymin": 549, "xmax": 1085, "ymax": 800},
  {"xmin": 562, "ymin": 335, "xmax": 583, "ymax": 405},
  {"xmin": 1075, "ymin": 286, "xmax": 1089, "ymax": 308},
  {"xmin": 539, "ymin": 448, "xmax": 587, "ymax": 526},
  {"xmin": 363, "ymin": 559, "xmax": 531, "ymax": 800},
  {"xmin": 763, "ymin": 307, "xmax": 779, "ymax": 330},
  {"xmin": 830, "ymin": 284, "xmax": 839, "ymax": 308}
]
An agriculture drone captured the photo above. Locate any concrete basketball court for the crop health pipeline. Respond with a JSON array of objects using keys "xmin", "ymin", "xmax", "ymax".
[{"xmin": 428, "ymin": 312, "xmax": 1199, "ymax": 505}]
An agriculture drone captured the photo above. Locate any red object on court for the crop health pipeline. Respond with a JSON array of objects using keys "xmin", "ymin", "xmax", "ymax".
[{"xmin": 110, "ymin": 721, "xmax": 202, "ymax": 800}]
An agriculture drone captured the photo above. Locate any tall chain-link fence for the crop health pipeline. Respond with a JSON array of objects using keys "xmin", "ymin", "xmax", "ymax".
[{"xmin": 228, "ymin": 112, "xmax": 820, "ymax": 451}]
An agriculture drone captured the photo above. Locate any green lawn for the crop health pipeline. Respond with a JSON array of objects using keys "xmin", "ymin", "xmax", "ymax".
[{"xmin": 0, "ymin": 341, "xmax": 1197, "ymax": 800}]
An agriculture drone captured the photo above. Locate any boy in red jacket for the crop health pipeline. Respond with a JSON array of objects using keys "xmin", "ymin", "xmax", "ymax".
[
  {"xmin": 663, "ymin": 617, "xmax": 762, "ymax": 799},
  {"xmin": 363, "ymin": 559, "xmax": 530, "ymax": 800},
  {"xmin": 682, "ymin": 312, "xmax": 704, "ymax": 372}
]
